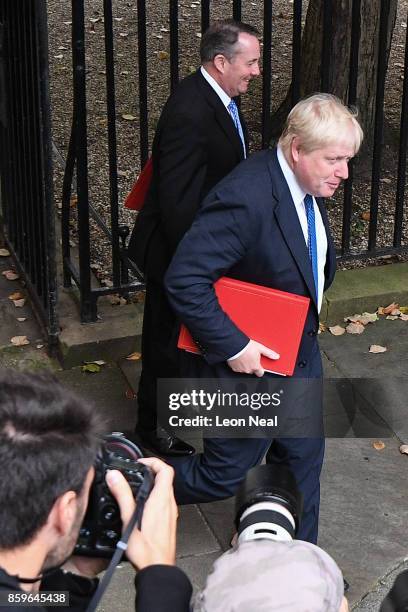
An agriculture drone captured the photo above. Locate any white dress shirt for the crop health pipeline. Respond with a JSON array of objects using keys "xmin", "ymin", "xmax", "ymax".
[
  {"xmin": 200, "ymin": 66, "xmax": 231, "ymax": 109},
  {"xmin": 227, "ymin": 146, "xmax": 328, "ymax": 362}
]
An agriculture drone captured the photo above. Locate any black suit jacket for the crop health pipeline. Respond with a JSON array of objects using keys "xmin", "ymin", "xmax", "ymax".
[
  {"xmin": 127, "ymin": 69, "xmax": 248, "ymax": 280},
  {"xmin": 165, "ymin": 148, "xmax": 336, "ymax": 379}
]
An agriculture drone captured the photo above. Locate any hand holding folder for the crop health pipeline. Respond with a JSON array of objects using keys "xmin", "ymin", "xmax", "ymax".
[
  {"xmin": 178, "ymin": 277, "xmax": 310, "ymax": 377},
  {"xmin": 227, "ymin": 338, "xmax": 280, "ymax": 378}
]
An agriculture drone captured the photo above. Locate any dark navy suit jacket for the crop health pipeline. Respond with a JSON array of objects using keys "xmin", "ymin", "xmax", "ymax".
[{"xmin": 165, "ymin": 148, "xmax": 336, "ymax": 379}]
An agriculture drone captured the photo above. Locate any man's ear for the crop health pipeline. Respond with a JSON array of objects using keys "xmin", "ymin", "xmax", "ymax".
[
  {"xmin": 290, "ymin": 136, "xmax": 301, "ymax": 163},
  {"xmin": 49, "ymin": 491, "xmax": 78, "ymax": 538},
  {"xmin": 213, "ymin": 54, "xmax": 227, "ymax": 74}
]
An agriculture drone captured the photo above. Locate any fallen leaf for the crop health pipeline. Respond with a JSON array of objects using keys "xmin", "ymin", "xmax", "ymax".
[
  {"xmin": 158, "ymin": 51, "xmax": 169, "ymax": 60},
  {"xmin": 399, "ymin": 306, "xmax": 408, "ymax": 314},
  {"xmin": 119, "ymin": 32, "xmax": 129, "ymax": 38},
  {"xmin": 377, "ymin": 306, "xmax": 385, "ymax": 315},
  {"xmin": 369, "ymin": 344, "xmax": 387, "ymax": 353},
  {"xmin": 125, "ymin": 388, "xmax": 137, "ymax": 399},
  {"xmin": 89, "ymin": 17, "xmax": 101, "ymax": 23},
  {"xmin": 346, "ymin": 321, "xmax": 365, "ymax": 334},
  {"xmin": 360, "ymin": 312, "xmax": 378, "ymax": 324},
  {"xmin": 400, "ymin": 313, "xmax": 408, "ymax": 321},
  {"xmin": 373, "ymin": 440, "xmax": 385, "ymax": 450},
  {"xmin": 9, "ymin": 291, "xmax": 23, "ymax": 300},
  {"xmin": 0, "ymin": 248, "xmax": 10, "ymax": 257},
  {"xmin": 121, "ymin": 114, "xmax": 137, "ymax": 121},
  {"xmin": 2, "ymin": 270, "xmax": 19, "ymax": 281},
  {"xmin": 329, "ymin": 325, "xmax": 346, "ymax": 336},
  {"xmin": 16, "ymin": 317, "xmax": 27, "ymax": 322},
  {"xmin": 390, "ymin": 308, "xmax": 401, "ymax": 316},
  {"xmin": 383, "ymin": 302, "xmax": 399, "ymax": 314},
  {"xmin": 10, "ymin": 335, "xmax": 30, "ymax": 346},
  {"xmin": 54, "ymin": 54, "xmax": 63, "ymax": 60},
  {"xmin": 399, "ymin": 444, "xmax": 408, "ymax": 455},
  {"xmin": 344, "ymin": 314, "xmax": 362, "ymax": 323},
  {"xmin": 126, "ymin": 351, "xmax": 141, "ymax": 361},
  {"xmin": 83, "ymin": 360, "xmax": 106, "ymax": 366},
  {"xmin": 36, "ymin": 344, "xmax": 44, "ymax": 349},
  {"xmin": 386, "ymin": 315, "xmax": 399, "ymax": 320},
  {"xmin": 13, "ymin": 298, "xmax": 26, "ymax": 308},
  {"xmin": 70, "ymin": 195, "xmax": 78, "ymax": 207},
  {"xmin": 81, "ymin": 363, "xmax": 101, "ymax": 373},
  {"xmin": 360, "ymin": 211, "xmax": 370, "ymax": 221}
]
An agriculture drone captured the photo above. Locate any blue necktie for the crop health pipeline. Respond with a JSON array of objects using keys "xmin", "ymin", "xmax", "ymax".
[
  {"xmin": 228, "ymin": 100, "xmax": 246, "ymax": 158},
  {"xmin": 304, "ymin": 194, "xmax": 318, "ymax": 299}
]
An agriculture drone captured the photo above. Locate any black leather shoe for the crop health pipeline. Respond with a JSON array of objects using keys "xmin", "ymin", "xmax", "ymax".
[
  {"xmin": 343, "ymin": 578, "xmax": 350, "ymax": 593},
  {"xmin": 135, "ymin": 425, "xmax": 195, "ymax": 457}
]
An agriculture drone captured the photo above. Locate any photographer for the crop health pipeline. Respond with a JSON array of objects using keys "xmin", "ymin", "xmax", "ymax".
[
  {"xmin": 0, "ymin": 370, "xmax": 192, "ymax": 611},
  {"xmin": 193, "ymin": 464, "xmax": 349, "ymax": 612}
]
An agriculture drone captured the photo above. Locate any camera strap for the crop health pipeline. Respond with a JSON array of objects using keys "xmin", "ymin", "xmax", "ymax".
[{"xmin": 85, "ymin": 475, "xmax": 152, "ymax": 612}]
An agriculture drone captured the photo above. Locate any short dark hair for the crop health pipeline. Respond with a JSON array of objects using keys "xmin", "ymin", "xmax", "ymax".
[
  {"xmin": 0, "ymin": 370, "xmax": 104, "ymax": 549},
  {"xmin": 200, "ymin": 20, "xmax": 259, "ymax": 63}
]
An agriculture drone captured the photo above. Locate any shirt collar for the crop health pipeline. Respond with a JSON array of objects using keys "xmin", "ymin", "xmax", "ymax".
[
  {"xmin": 200, "ymin": 66, "xmax": 231, "ymax": 109},
  {"xmin": 277, "ymin": 145, "xmax": 307, "ymax": 206}
]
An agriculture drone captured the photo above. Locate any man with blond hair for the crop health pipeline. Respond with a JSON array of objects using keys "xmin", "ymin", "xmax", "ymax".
[{"xmin": 164, "ymin": 93, "xmax": 363, "ymax": 543}]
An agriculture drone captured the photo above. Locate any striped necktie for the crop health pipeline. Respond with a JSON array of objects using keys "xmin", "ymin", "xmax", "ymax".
[
  {"xmin": 304, "ymin": 194, "xmax": 318, "ymax": 299},
  {"xmin": 227, "ymin": 100, "xmax": 246, "ymax": 158}
]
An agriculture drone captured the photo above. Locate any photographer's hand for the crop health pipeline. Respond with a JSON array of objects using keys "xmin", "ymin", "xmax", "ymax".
[{"xmin": 106, "ymin": 457, "xmax": 178, "ymax": 570}]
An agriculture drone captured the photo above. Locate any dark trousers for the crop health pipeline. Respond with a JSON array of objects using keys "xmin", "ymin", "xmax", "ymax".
[
  {"xmin": 167, "ymin": 436, "xmax": 324, "ymax": 544},
  {"xmin": 137, "ymin": 278, "xmax": 179, "ymax": 431}
]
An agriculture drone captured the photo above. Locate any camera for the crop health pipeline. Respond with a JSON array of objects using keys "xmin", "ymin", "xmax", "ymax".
[
  {"xmin": 234, "ymin": 464, "xmax": 302, "ymax": 543},
  {"xmin": 75, "ymin": 432, "xmax": 153, "ymax": 558}
]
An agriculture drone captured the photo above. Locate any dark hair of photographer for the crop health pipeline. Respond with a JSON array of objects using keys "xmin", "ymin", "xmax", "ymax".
[
  {"xmin": 0, "ymin": 370, "xmax": 102, "ymax": 550},
  {"xmin": 0, "ymin": 370, "xmax": 192, "ymax": 612}
]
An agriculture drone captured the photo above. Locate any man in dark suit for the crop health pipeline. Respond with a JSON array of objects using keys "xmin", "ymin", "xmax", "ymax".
[
  {"xmin": 127, "ymin": 20, "xmax": 261, "ymax": 456},
  {"xmin": 164, "ymin": 94, "xmax": 363, "ymax": 543}
]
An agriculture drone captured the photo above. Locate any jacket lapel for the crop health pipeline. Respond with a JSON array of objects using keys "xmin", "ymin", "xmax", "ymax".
[
  {"xmin": 196, "ymin": 71, "xmax": 245, "ymax": 161},
  {"xmin": 267, "ymin": 149, "xmax": 318, "ymax": 309}
]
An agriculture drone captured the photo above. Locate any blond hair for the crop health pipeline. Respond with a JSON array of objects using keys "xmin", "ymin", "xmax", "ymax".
[{"xmin": 279, "ymin": 93, "xmax": 363, "ymax": 155}]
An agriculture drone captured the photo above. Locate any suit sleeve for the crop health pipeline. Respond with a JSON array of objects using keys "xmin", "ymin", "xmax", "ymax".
[
  {"xmin": 157, "ymin": 112, "xmax": 208, "ymax": 253},
  {"xmin": 135, "ymin": 565, "xmax": 192, "ymax": 612},
  {"xmin": 165, "ymin": 181, "xmax": 260, "ymax": 364}
]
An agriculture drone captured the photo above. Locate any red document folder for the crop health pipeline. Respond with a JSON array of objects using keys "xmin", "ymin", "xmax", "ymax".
[
  {"xmin": 124, "ymin": 157, "xmax": 153, "ymax": 211},
  {"xmin": 177, "ymin": 277, "xmax": 310, "ymax": 377}
]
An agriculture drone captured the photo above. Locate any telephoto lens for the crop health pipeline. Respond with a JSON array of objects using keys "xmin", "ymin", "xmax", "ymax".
[{"xmin": 235, "ymin": 464, "xmax": 303, "ymax": 543}]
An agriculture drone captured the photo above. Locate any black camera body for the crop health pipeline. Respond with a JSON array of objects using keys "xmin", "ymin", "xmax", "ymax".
[{"xmin": 75, "ymin": 432, "xmax": 152, "ymax": 559}]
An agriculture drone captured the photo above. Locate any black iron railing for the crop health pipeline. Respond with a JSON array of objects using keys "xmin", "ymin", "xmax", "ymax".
[{"xmin": 0, "ymin": 0, "xmax": 58, "ymax": 346}]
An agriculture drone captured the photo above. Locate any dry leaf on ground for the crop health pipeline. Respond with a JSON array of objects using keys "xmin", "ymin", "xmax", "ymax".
[
  {"xmin": 126, "ymin": 351, "xmax": 141, "ymax": 361},
  {"xmin": 9, "ymin": 291, "xmax": 23, "ymax": 300},
  {"xmin": 373, "ymin": 440, "xmax": 385, "ymax": 450},
  {"xmin": 399, "ymin": 444, "xmax": 408, "ymax": 455},
  {"xmin": 10, "ymin": 335, "xmax": 30, "ymax": 346},
  {"xmin": 383, "ymin": 302, "xmax": 399, "ymax": 314},
  {"xmin": 84, "ymin": 360, "xmax": 106, "ymax": 366},
  {"xmin": 369, "ymin": 344, "xmax": 387, "ymax": 353},
  {"xmin": 390, "ymin": 308, "xmax": 401, "ymax": 316},
  {"xmin": 12, "ymin": 298, "xmax": 26, "ymax": 308},
  {"xmin": 399, "ymin": 306, "xmax": 408, "ymax": 314},
  {"xmin": 318, "ymin": 322, "xmax": 326, "ymax": 334},
  {"xmin": 16, "ymin": 317, "xmax": 27, "ymax": 322},
  {"xmin": 359, "ymin": 312, "xmax": 379, "ymax": 324},
  {"xmin": 329, "ymin": 325, "xmax": 345, "ymax": 336},
  {"xmin": 400, "ymin": 313, "xmax": 408, "ymax": 321},
  {"xmin": 121, "ymin": 113, "xmax": 137, "ymax": 121},
  {"xmin": 0, "ymin": 248, "xmax": 10, "ymax": 257},
  {"xmin": 386, "ymin": 315, "xmax": 399, "ymax": 320},
  {"xmin": 346, "ymin": 321, "xmax": 365, "ymax": 334},
  {"xmin": 81, "ymin": 363, "xmax": 101, "ymax": 373},
  {"xmin": 2, "ymin": 270, "xmax": 19, "ymax": 281},
  {"xmin": 344, "ymin": 314, "xmax": 362, "ymax": 323}
]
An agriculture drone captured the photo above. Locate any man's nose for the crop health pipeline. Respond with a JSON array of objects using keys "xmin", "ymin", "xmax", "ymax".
[
  {"xmin": 335, "ymin": 160, "xmax": 348, "ymax": 179},
  {"xmin": 252, "ymin": 62, "xmax": 261, "ymax": 77}
]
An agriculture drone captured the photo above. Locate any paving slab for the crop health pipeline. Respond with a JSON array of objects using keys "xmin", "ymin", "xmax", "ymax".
[
  {"xmin": 56, "ymin": 365, "xmax": 137, "ymax": 431},
  {"xmin": 319, "ymin": 437, "xmax": 408, "ymax": 608}
]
